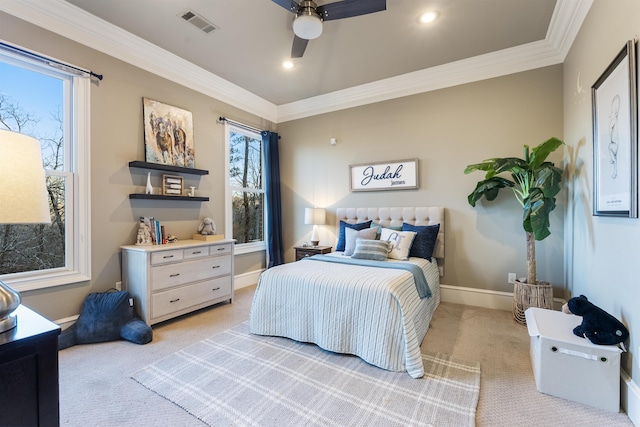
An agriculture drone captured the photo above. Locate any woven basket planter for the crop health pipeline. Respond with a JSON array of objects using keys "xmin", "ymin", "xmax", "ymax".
[{"xmin": 512, "ymin": 279, "xmax": 553, "ymax": 325}]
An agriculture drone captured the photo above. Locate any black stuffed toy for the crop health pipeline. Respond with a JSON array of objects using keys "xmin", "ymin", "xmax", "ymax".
[{"xmin": 562, "ymin": 295, "xmax": 629, "ymax": 347}]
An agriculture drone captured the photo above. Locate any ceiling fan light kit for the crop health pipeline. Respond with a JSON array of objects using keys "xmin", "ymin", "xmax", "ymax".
[
  {"xmin": 293, "ymin": 11, "xmax": 323, "ymax": 40},
  {"xmin": 273, "ymin": 0, "xmax": 387, "ymax": 58}
]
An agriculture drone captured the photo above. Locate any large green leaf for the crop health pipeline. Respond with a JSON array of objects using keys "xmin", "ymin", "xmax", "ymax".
[
  {"xmin": 534, "ymin": 164, "xmax": 563, "ymax": 198},
  {"xmin": 523, "ymin": 188, "xmax": 556, "ymax": 240},
  {"xmin": 467, "ymin": 177, "xmax": 514, "ymax": 207},
  {"xmin": 529, "ymin": 137, "xmax": 563, "ymax": 169}
]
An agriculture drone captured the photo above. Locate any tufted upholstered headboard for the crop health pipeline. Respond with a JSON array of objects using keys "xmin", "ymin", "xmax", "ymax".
[{"xmin": 335, "ymin": 207, "xmax": 445, "ymax": 263}]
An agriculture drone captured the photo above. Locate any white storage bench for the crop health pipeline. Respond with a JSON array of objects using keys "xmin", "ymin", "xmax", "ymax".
[{"xmin": 525, "ymin": 307, "xmax": 622, "ymax": 412}]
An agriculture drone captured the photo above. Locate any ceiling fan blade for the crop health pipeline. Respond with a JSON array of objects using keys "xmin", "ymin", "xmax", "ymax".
[
  {"xmin": 318, "ymin": 0, "xmax": 386, "ymax": 21},
  {"xmin": 291, "ymin": 35, "xmax": 309, "ymax": 58},
  {"xmin": 272, "ymin": 0, "xmax": 299, "ymax": 14}
]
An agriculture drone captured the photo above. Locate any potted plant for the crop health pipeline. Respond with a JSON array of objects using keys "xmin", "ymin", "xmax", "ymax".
[{"xmin": 464, "ymin": 137, "xmax": 564, "ymax": 324}]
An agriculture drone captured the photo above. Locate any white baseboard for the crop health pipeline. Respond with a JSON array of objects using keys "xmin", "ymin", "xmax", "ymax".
[
  {"xmin": 440, "ymin": 283, "xmax": 567, "ymax": 311},
  {"xmin": 622, "ymin": 370, "xmax": 640, "ymax": 426},
  {"xmin": 234, "ymin": 269, "xmax": 263, "ymax": 290}
]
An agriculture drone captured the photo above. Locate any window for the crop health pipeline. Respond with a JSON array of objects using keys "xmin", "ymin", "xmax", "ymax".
[
  {"xmin": 0, "ymin": 46, "xmax": 90, "ymax": 291},
  {"xmin": 225, "ymin": 123, "xmax": 265, "ymax": 254}
]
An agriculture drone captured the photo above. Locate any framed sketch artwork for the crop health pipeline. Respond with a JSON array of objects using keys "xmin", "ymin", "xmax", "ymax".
[
  {"xmin": 143, "ymin": 98, "xmax": 195, "ymax": 168},
  {"xmin": 592, "ymin": 40, "xmax": 638, "ymax": 217},
  {"xmin": 591, "ymin": 40, "xmax": 638, "ymax": 218}
]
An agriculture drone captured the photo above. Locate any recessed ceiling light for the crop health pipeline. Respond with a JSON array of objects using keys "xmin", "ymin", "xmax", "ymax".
[
  {"xmin": 419, "ymin": 11, "xmax": 438, "ymax": 24},
  {"xmin": 282, "ymin": 60, "xmax": 294, "ymax": 69}
]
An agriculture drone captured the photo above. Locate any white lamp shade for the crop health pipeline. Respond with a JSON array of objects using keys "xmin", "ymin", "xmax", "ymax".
[
  {"xmin": 293, "ymin": 13, "xmax": 323, "ymax": 40},
  {"xmin": 0, "ymin": 129, "xmax": 51, "ymax": 224},
  {"xmin": 304, "ymin": 207, "xmax": 326, "ymax": 225}
]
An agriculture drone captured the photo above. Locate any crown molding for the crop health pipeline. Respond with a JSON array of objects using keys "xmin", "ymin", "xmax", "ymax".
[
  {"xmin": 0, "ymin": 0, "xmax": 278, "ymax": 122},
  {"xmin": 0, "ymin": 0, "xmax": 592, "ymax": 124},
  {"xmin": 276, "ymin": 0, "xmax": 593, "ymax": 122}
]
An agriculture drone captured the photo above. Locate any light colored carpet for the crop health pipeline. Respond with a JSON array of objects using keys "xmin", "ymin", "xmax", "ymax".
[
  {"xmin": 132, "ymin": 321, "xmax": 481, "ymax": 427},
  {"xmin": 58, "ymin": 285, "xmax": 634, "ymax": 426}
]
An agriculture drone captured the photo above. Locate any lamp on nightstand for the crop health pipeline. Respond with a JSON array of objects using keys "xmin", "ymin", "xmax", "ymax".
[
  {"xmin": 304, "ymin": 207, "xmax": 326, "ymax": 247},
  {"xmin": 0, "ymin": 129, "xmax": 51, "ymax": 333}
]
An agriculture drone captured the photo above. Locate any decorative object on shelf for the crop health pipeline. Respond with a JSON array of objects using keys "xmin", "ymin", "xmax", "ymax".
[
  {"xmin": 465, "ymin": 137, "xmax": 564, "ymax": 325},
  {"xmin": 135, "ymin": 219, "xmax": 153, "ymax": 245},
  {"xmin": 0, "ymin": 129, "xmax": 51, "ymax": 333},
  {"xmin": 188, "ymin": 186, "xmax": 195, "ymax": 197},
  {"xmin": 142, "ymin": 97, "xmax": 195, "ymax": 168},
  {"xmin": 193, "ymin": 217, "xmax": 223, "ymax": 241},
  {"xmin": 145, "ymin": 172, "xmax": 153, "ymax": 195},
  {"xmin": 167, "ymin": 234, "xmax": 178, "ymax": 243},
  {"xmin": 349, "ymin": 158, "xmax": 418, "ymax": 192},
  {"xmin": 592, "ymin": 39, "xmax": 638, "ymax": 218},
  {"xmin": 197, "ymin": 217, "xmax": 217, "ymax": 235},
  {"xmin": 304, "ymin": 207, "xmax": 326, "ymax": 246},
  {"xmin": 162, "ymin": 174, "xmax": 184, "ymax": 196}
]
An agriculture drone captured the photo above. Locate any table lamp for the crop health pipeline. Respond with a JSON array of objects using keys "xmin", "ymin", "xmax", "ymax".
[
  {"xmin": 304, "ymin": 207, "xmax": 326, "ymax": 247},
  {"xmin": 0, "ymin": 129, "xmax": 51, "ymax": 333}
]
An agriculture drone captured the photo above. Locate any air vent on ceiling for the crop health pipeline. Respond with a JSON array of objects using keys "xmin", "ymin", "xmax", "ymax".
[{"xmin": 180, "ymin": 9, "xmax": 218, "ymax": 34}]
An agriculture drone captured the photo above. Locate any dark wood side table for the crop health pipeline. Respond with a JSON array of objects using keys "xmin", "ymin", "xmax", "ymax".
[
  {"xmin": 0, "ymin": 304, "xmax": 61, "ymax": 427},
  {"xmin": 294, "ymin": 245, "xmax": 332, "ymax": 261}
]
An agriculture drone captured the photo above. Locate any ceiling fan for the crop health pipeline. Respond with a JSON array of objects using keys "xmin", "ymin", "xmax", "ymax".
[{"xmin": 272, "ymin": 0, "xmax": 387, "ymax": 58}]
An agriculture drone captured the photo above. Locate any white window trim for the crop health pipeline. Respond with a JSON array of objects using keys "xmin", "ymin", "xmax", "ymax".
[
  {"xmin": 224, "ymin": 122, "xmax": 266, "ymax": 255},
  {"xmin": 0, "ymin": 51, "xmax": 91, "ymax": 291}
]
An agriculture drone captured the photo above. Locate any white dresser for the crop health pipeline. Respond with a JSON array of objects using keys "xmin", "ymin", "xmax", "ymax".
[{"xmin": 120, "ymin": 239, "xmax": 234, "ymax": 325}]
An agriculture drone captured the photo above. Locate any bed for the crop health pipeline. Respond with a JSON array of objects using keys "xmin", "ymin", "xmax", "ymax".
[{"xmin": 249, "ymin": 207, "xmax": 444, "ymax": 378}]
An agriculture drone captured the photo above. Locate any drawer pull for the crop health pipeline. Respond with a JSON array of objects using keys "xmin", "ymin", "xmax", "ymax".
[
  {"xmin": 217, "ymin": 247, "xmax": 225, "ymax": 251},
  {"xmin": 170, "ymin": 298, "xmax": 180, "ymax": 303},
  {"xmin": 212, "ymin": 265, "xmax": 221, "ymax": 269},
  {"xmin": 212, "ymin": 287, "xmax": 221, "ymax": 291},
  {"xmin": 192, "ymin": 251, "xmax": 202, "ymax": 254},
  {"xmin": 169, "ymin": 273, "xmax": 180, "ymax": 277},
  {"xmin": 163, "ymin": 255, "xmax": 175, "ymax": 259}
]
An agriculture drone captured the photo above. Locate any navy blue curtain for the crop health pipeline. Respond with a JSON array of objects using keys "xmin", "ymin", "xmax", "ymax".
[{"xmin": 262, "ymin": 131, "xmax": 284, "ymax": 267}]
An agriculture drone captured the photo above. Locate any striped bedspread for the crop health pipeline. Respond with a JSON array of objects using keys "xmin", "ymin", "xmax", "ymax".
[{"xmin": 249, "ymin": 255, "xmax": 441, "ymax": 378}]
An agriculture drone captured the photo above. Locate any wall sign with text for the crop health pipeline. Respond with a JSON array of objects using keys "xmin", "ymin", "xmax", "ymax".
[{"xmin": 349, "ymin": 159, "xmax": 419, "ymax": 192}]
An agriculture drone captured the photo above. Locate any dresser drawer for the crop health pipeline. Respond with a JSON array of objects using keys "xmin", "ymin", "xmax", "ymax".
[
  {"xmin": 151, "ymin": 256, "xmax": 232, "ymax": 291},
  {"xmin": 183, "ymin": 246, "xmax": 209, "ymax": 259},
  {"xmin": 150, "ymin": 249, "xmax": 184, "ymax": 265},
  {"xmin": 151, "ymin": 276, "xmax": 232, "ymax": 319},
  {"xmin": 209, "ymin": 243, "xmax": 233, "ymax": 257}
]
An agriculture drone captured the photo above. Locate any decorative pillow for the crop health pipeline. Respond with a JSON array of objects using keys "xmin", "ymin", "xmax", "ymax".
[
  {"xmin": 351, "ymin": 239, "xmax": 390, "ymax": 261},
  {"xmin": 344, "ymin": 226, "xmax": 378, "ymax": 256},
  {"xmin": 369, "ymin": 222, "xmax": 402, "ymax": 239},
  {"xmin": 380, "ymin": 228, "xmax": 416, "ymax": 260},
  {"xmin": 336, "ymin": 220, "xmax": 372, "ymax": 252},
  {"xmin": 402, "ymin": 223, "xmax": 440, "ymax": 260}
]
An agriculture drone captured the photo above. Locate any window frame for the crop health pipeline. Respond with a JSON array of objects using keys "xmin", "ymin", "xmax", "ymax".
[
  {"xmin": 224, "ymin": 122, "xmax": 266, "ymax": 255},
  {"xmin": 0, "ymin": 47, "xmax": 91, "ymax": 291}
]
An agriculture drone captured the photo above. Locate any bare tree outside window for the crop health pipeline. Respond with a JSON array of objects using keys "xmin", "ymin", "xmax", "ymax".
[
  {"xmin": 0, "ymin": 66, "xmax": 66, "ymax": 274},
  {"xmin": 229, "ymin": 130, "xmax": 264, "ymax": 244}
]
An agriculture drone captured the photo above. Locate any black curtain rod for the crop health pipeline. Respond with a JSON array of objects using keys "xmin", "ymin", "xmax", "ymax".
[
  {"xmin": 218, "ymin": 116, "xmax": 262, "ymax": 134},
  {"xmin": 0, "ymin": 41, "xmax": 103, "ymax": 81}
]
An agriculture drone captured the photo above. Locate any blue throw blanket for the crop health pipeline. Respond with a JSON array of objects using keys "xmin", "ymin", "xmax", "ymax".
[{"xmin": 303, "ymin": 255, "xmax": 432, "ymax": 299}]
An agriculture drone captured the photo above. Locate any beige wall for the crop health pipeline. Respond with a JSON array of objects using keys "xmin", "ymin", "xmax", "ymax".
[
  {"xmin": 1, "ymin": 12, "xmax": 564, "ymax": 318},
  {"xmin": 278, "ymin": 65, "xmax": 564, "ymax": 294},
  {"xmin": 0, "ymin": 12, "xmax": 267, "ymax": 320},
  {"xmin": 563, "ymin": 0, "xmax": 640, "ymax": 382}
]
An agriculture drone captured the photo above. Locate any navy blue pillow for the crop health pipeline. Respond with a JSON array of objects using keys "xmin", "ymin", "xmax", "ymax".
[
  {"xmin": 336, "ymin": 220, "xmax": 372, "ymax": 252},
  {"xmin": 402, "ymin": 223, "xmax": 440, "ymax": 260}
]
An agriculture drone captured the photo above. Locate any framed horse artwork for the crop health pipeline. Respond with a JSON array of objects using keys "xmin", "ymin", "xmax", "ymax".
[{"xmin": 142, "ymin": 98, "xmax": 195, "ymax": 168}]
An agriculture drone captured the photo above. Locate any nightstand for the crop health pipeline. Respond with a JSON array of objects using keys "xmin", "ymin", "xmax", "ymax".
[{"xmin": 294, "ymin": 245, "xmax": 332, "ymax": 261}]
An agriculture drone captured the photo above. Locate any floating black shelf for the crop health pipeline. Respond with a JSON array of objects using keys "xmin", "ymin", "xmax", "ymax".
[
  {"xmin": 129, "ymin": 194, "xmax": 209, "ymax": 202},
  {"xmin": 128, "ymin": 161, "xmax": 209, "ymax": 176}
]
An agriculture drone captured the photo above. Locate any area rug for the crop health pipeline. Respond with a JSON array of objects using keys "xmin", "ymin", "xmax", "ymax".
[{"xmin": 132, "ymin": 322, "xmax": 481, "ymax": 427}]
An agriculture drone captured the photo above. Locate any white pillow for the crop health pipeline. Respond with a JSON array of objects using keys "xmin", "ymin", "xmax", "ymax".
[
  {"xmin": 344, "ymin": 227, "xmax": 378, "ymax": 256},
  {"xmin": 380, "ymin": 228, "xmax": 416, "ymax": 260}
]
